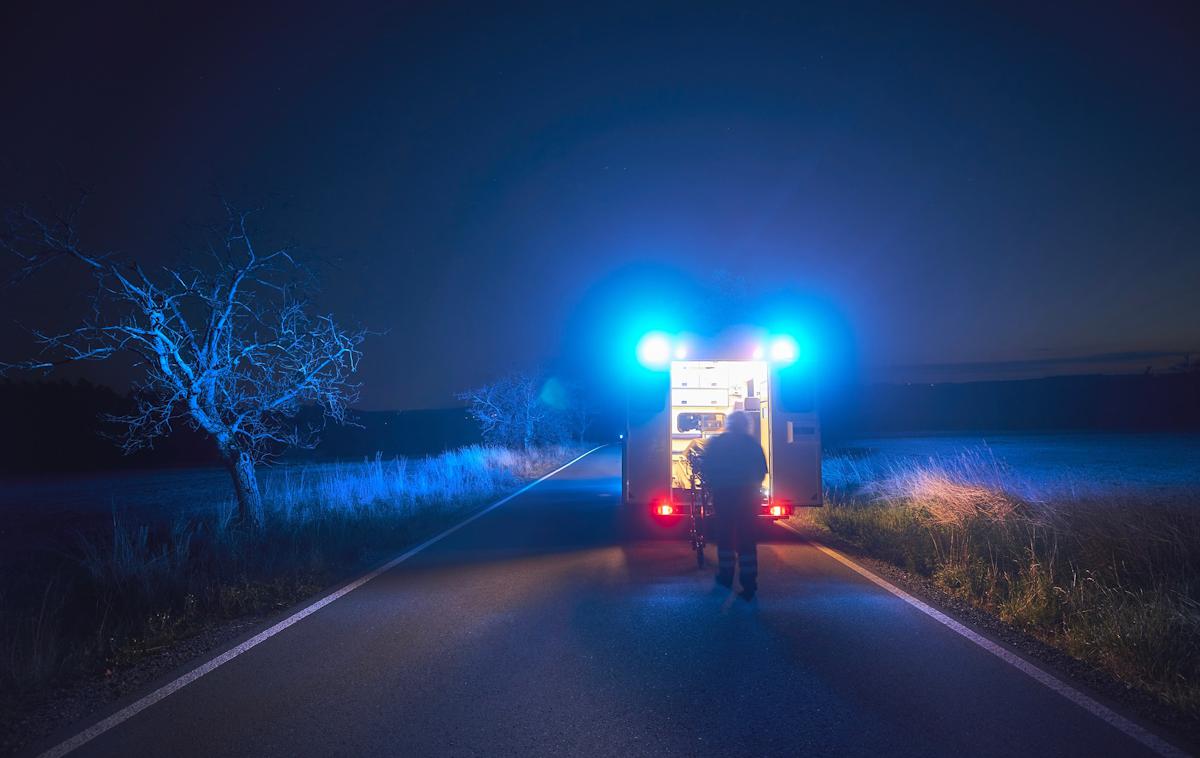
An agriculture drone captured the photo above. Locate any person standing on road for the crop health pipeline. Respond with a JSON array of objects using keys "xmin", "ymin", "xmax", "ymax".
[{"xmin": 702, "ymin": 411, "xmax": 768, "ymax": 600}]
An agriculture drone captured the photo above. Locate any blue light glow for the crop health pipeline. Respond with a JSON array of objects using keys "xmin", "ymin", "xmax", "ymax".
[
  {"xmin": 769, "ymin": 335, "xmax": 799, "ymax": 365},
  {"xmin": 636, "ymin": 332, "xmax": 672, "ymax": 369}
]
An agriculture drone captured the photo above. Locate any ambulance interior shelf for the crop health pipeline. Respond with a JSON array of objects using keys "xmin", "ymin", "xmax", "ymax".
[{"xmin": 669, "ymin": 360, "xmax": 771, "ymax": 495}]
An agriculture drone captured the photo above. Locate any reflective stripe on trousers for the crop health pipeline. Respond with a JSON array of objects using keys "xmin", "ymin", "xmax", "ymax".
[
  {"xmin": 738, "ymin": 546, "xmax": 758, "ymax": 591},
  {"xmin": 718, "ymin": 547, "xmax": 736, "ymax": 571},
  {"xmin": 717, "ymin": 544, "xmax": 757, "ymax": 591}
]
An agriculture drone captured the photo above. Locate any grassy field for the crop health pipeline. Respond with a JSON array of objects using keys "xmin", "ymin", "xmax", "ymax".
[
  {"xmin": 0, "ymin": 444, "xmax": 584, "ymax": 706},
  {"xmin": 817, "ymin": 446, "xmax": 1200, "ymax": 717}
]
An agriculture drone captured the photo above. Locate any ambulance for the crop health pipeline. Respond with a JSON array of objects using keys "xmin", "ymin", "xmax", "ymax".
[{"xmin": 622, "ymin": 328, "xmax": 822, "ymax": 521}]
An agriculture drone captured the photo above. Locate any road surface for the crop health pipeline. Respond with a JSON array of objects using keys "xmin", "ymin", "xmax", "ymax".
[{"xmin": 35, "ymin": 447, "xmax": 1180, "ymax": 757}]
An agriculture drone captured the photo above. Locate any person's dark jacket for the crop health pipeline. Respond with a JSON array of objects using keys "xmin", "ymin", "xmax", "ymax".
[{"xmin": 702, "ymin": 432, "xmax": 767, "ymax": 521}]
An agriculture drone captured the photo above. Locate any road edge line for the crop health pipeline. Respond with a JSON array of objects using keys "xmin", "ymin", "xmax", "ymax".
[
  {"xmin": 775, "ymin": 520, "xmax": 1188, "ymax": 758},
  {"xmin": 37, "ymin": 445, "xmax": 607, "ymax": 758}
]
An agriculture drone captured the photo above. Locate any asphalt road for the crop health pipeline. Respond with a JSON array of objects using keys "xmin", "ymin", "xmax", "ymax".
[{"xmin": 39, "ymin": 447, "xmax": 1177, "ymax": 757}]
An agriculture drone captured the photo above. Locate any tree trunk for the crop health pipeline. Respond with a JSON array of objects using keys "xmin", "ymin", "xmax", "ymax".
[{"xmin": 225, "ymin": 450, "xmax": 263, "ymax": 529}]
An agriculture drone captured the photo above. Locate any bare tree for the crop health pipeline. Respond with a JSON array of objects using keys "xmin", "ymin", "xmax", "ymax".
[
  {"xmin": 1, "ymin": 199, "xmax": 366, "ymax": 528},
  {"xmin": 558, "ymin": 380, "xmax": 594, "ymax": 443},
  {"xmin": 458, "ymin": 371, "xmax": 573, "ymax": 450}
]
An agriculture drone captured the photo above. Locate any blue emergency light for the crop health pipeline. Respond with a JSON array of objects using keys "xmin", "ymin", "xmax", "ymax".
[
  {"xmin": 636, "ymin": 330, "xmax": 803, "ymax": 368},
  {"xmin": 635, "ymin": 332, "xmax": 672, "ymax": 369}
]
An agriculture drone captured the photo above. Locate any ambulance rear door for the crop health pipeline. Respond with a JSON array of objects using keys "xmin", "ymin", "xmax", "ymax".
[
  {"xmin": 623, "ymin": 370, "xmax": 671, "ymax": 507},
  {"xmin": 769, "ymin": 367, "xmax": 822, "ymax": 507}
]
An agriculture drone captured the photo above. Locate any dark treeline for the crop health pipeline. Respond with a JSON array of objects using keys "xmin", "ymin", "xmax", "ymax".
[
  {"xmin": 823, "ymin": 372, "xmax": 1200, "ymax": 439},
  {"xmin": 3, "ymin": 373, "xmax": 1198, "ymax": 474},
  {"xmin": 0, "ymin": 380, "xmax": 480, "ymax": 474}
]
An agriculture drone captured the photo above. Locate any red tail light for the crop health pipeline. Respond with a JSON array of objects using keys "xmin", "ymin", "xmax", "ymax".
[
  {"xmin": 655, "ymin": 502, "xmax": 674, "ymax": 516},
  {"xmin": 769, "ymin": 504, "xmax": 785, "ymax": 517}
]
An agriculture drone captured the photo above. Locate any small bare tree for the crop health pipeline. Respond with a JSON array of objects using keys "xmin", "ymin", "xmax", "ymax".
[
  {"xmin": 560, "ymin": 383, "xmax": 594, "ymax": 443},
  {"xmin": 458, "ymin": 371, "xmax": 572, "ymax": 450},
  {"xmin": 1, "ymin": 200, "xmax": 366, "ymax": 528}
]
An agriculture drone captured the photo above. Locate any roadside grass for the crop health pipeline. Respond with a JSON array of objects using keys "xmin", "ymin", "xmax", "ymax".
[
  {"xmin": 816, "ymin": 450, "xmax": 1200, "ymax": 717},
  {"xmin": 0, "ymin": 444, "xmax": 584, "ymax": 708}
]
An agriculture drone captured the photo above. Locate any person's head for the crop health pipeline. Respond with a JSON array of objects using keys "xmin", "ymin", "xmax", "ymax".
[{"xmin": 724, "ymin": 411, "xmax": 752, "ymax": 437}]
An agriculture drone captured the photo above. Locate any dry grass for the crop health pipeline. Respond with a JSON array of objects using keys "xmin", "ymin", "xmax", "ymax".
[
  {"xmin": 817, "ymin": 450, "xmax": 1200, "ymax": 717},
  {"xmin": 0, "ymin": 444, "xmax": 584, "ymax": 702}
]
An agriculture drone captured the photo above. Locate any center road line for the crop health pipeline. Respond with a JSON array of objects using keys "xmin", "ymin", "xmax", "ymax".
[
  {"xmin": 775, "ymin": 519, "xmax": 1187, "ymax": 758},
  {"xmin": 37, "ymin": 445, "xmax": 606, "ymax": 758}
]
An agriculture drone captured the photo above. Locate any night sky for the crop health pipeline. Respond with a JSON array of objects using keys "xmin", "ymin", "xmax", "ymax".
[{"xmin": 2, "ymin": 1, "xmax": 1197, "ymax": 409}]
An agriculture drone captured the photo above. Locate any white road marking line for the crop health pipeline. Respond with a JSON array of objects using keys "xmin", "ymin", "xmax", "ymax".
[
  {"xmin": 775, "ymin": 520, "xmax": 1188, "ymax": 758},
  {"xmin": 37, "ymin": 445, "xmax": 606, "ymax": 758}
]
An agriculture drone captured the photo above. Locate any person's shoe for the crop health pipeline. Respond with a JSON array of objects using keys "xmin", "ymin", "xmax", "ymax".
[
  {"xmin": 715, "ymin": 575, "xmax": 733, "ymax": 590},
  {"xmin": 738, "ymin": 589, "xmax": 756, "ymax": 602}
]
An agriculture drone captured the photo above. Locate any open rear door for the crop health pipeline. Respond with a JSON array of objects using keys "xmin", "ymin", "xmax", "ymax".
[
  {"xmin": 623, "ymin": 370, "xmax": 670, "ymax": 508},
  {"xmin": 770, "ymin": 368, "xmax": 822, "ymax": 507}
]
